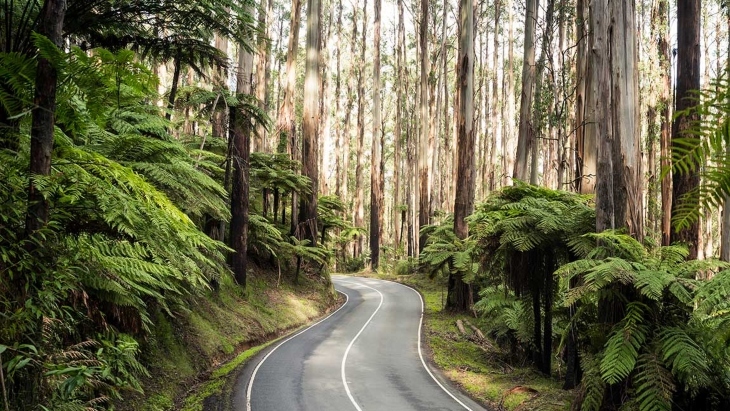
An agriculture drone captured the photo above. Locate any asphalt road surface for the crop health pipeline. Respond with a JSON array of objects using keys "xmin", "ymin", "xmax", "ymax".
[{"xmin": 231, "ymin": 275, "xmax": 487, "ymax": 411}]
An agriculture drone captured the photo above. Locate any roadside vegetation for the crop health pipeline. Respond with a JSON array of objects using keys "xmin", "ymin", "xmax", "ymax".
[{"xmin": 381, "ymin": 183, "xmax": 730, "ymax": 411}]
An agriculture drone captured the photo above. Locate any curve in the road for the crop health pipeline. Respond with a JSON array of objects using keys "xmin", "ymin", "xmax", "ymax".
[
  {"xmin": 245, "ymin": 290, "xmax": 350, "ymax": 411},
  {"xmin": 393, "ymin": 280, "xmax": 475, "ymax": 411},
  {"xmin": 237, "ymin": 276, "xmax": 487, "ymax": 411},
  {"xmin": 338, "ymin": 281, "xmax": 384, "ymax": 411}
]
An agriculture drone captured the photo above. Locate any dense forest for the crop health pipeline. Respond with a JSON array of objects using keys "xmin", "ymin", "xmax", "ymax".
[{"xmin": 3, "ymin": 0, "xmax": 730, "ymax": 410}]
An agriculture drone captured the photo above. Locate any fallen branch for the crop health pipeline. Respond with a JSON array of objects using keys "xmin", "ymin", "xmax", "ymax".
[{"xmin": 456, "ymin": 319, "xmax": 467, "ymax": 335}]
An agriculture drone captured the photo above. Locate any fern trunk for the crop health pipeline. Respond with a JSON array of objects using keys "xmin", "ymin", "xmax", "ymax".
[
  {"xmin": 542, "ymin": 252, "xmax": 554, "ymax": 376},
  {"xmin": 531, "ymin": 271, "xmax": 543, "ymax": 371},
  {"xmin": 273, "ymin": 188, "xmax": 280, "ymax": 222},
  {"xmin": 563, "ymin": 277, "xmax": 582, "ymax": 389}
]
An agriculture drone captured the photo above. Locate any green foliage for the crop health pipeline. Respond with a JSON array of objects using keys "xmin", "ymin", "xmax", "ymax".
[
  {"xmin": 0, "ymin": 40, "xmax": 231, "ymax": 409},
  {"xmin": 469, "ymin": 182, "xmax": 594, "ymax": 292},
  {"xmin": 600, "ymin": 302, "xmax": 649, "ymax": 384},
  {"xmin": 251, "ymin": 152, "xmax": 311, "ymax": 196},
  {"xmin": 248, "ymin": 214, "xmax": 285, "ymax": 258},
  {"xmin": 394, "ymin": 258, "xmax": 417, "ymax": 276},
  {"xmin": 556, "ymin": 231, "xmax": 729, "ymax": 411},
  {"xmin": 474, "ymin": 287, "xmax": 533, "ymax": 347},
  {"xmin": 419, "ymin": 217, "xmax": 478, "ymax": 281}
]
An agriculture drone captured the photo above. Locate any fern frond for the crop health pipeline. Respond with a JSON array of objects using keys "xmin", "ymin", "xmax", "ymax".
[
  {"xmin": 634, "ymin": 352, "xmax": 675, "ymax": 411},
  {"xmin": 658, "ymin": 327, "xmax": 710, "ymax": 389},
  {"xmin": 600, "ymin": 302, "xmax": 650, "ymax": 384}
]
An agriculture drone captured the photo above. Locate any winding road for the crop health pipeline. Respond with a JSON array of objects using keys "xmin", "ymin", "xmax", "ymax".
[{"xmin": 231, "ymin": 276, "xmax": 487, "ymax": 411}]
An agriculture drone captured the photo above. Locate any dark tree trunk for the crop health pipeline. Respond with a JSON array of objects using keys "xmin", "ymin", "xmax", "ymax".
[
  {"xmin": 532, "ymin": 276, "xmax": 542, "ymax": 370},
  {"xmin": 26, "ymin": 0, "xmax": 65, "ymax": 238},
  {"xmin": 542, "ymin": 252, "xmax": 554, "ymax": 375},
  {"xmin": 263, "ymin": 188, "xmax": 269, "ymax": 218},
  {"xmin": 273, "ymin": 188, "xmax": 280, "ymax": 221},
  {"xmin": 282, "ymin": 193, "xmax": 287, "ymax": 225},
  {"xmin": 563, "ymin": 304, "xmax": 581, "ymax": 388},
  {"xmin": 671, "ymin": 0, "xmax": 701, "ymax": 259},
  {"xmin": 166, "ymin": 57, "xmax": 182, "ymax": 121},
  {"xmin": 21, "ymin": 1, "xmax": 65, "ymax": 407},
  {"xmin": 229, "ymin": 107, "xmax": 251, "ymax": 288}
]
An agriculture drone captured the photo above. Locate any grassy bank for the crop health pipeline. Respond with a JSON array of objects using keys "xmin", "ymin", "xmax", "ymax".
[
  {"xmin": 117, "ymin": 267, "xmax": 338, "ymax": 411},
  {"xmin": 363, "ymin": 272, "xmax": 573, "ymax": 411}
]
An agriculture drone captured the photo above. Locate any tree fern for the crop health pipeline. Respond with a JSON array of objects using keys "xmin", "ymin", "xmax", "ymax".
[{"xmin": 558, "ymin": 231, "xmax": 729, "ymax": 409}]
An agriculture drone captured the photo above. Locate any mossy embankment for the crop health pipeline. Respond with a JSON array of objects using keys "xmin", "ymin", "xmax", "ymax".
[
  {"xmin": 360, "ymin": 271, "xmax": 573, "ymax": 411},
  {"xmin": 117, "ymin": 267, "xmax": 339, "ymax": 411}
]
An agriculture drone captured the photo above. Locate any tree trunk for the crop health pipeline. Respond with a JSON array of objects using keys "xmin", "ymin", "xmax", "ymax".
[
  {"xmin": 491, "ymin": 0, "xmax": 501, "ymax": 191},
  {"xmin": 275, "ymin": 0, "xmax": 302, "ymax": 236},
  {"xmin": 166, "ymin": 57, "xmax": 182, "ymax": 121},
  {"xmin": 230, "ymin": 40, "xmax": 255, "ymax": 288},
  {"xmin": 417, "ymin": 0, "xmax": 430, "ymax": 253},
  {"xmin": 588, "ymin": 0, "xmax": 642, "ymax": 405},
  {"xmin": 448, "ymin": 0, "xmax": 474, "ymax": 312},
  {"xmin": 255, "ymin": 0, "xmax": 271, "ymax": 152},
  {"xmin": 721, "ymin": 10, "xmax": 730, "ymax": 261},
  {"xmin": 369, "ymin": 0, "xmax": 383, "ymax": 269},
  {"xmin": 590, "ymin": 0, "xmax": 642, "ymax": 238},
  {"xmin": 317, "ymin": 2, "xmax": 332, "ymax": 196},
  {"xmin": 671, "ymin": 0, "xmax": 701, "ymax": 259},
  {"xmin": 342, "ymin": 0, "xmax": 359, "ymax": 250},
  {"xmin": 575, "ymin": 0, "xmax": 594, "ymax": 194},
  {"xmin": 503, "ymin": 0, "xmax": 515, "ymax": 186},
  {"xmin": 514, "ymin": 0, "xmax": 538, "ymax": 183},
  {"xmin": 353, "ymin": 1, "xmax": 368, "ymax": 257},
  {"xmin": 26, "ymin": 0, "xmax": 65, "ymax": 238},
  {"xmin": 301, "ymin": 0, "xmax": 321, "ymax": 245},
  {"xmin": 334, "ymin": 0, "xmax": 343, "ymax": 201},
  {"xmin": 21, "ymin": 1, "xmax": 66, "ymax": 406},
  {"xmin": 205, "ymin": 34, "xmax": 230, "ymax": 244},
  {"xmin": 394, "ymin": 0, "xmax": 406, "ymax": 252}
]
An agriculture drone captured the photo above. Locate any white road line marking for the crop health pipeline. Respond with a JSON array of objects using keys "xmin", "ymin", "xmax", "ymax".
[
  {"xmin": 338, "ymin": 280, "xmax": 384, "ymax": 411},
  {"xmin": 246, "ymin": 289, "xmax": 349, "ymax": 411},
  {"xmin": 375, "ymin": 278, "xmax": 475, "ymax": 411}
]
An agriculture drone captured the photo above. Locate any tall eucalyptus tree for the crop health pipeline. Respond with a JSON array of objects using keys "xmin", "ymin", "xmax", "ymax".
[
  {"xmin": 448, "ymin": 0, "xmax": 474, "ymax": 311},
  {"xmin": 301, "ymin": 0, "xmax": 322, "ymax": 244}
]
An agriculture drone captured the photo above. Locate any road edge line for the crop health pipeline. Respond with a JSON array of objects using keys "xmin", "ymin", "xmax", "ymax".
[
  {"xmin": 246, "ymin": 289, "xmax": 350, "ymax": 411},
  {"xmin": 338, "ymin": 280, "xmax": 385, "ymax": 411},
  {"xmin": 373, "ymin": 277, "xmax": 475, "ymax": 411}
]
